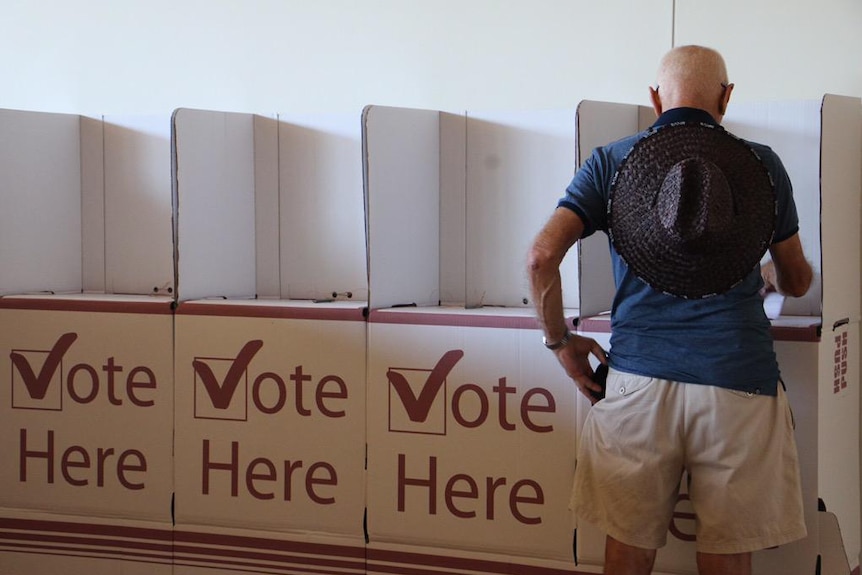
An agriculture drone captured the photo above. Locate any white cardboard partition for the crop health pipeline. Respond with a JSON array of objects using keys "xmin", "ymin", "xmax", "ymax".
[
  {"xmin": 102, "ymin": 115, "xmax": 175, "ymax": 295},
  {"xmin": 574, "ymin": 95, "xmax": 862, "ymax": 574},
  {"xmin": 279, "ymin": 112, "xmax": 368, "ymax": 302},
  {"xmin": 465, "ymin": 109, "xmax": 579, "ymax": 309},
  {"xmin": 362, "ymin": 106, "xmax": 444, "ymax": 310},
  {"xmin": 172, "ymin": 108, "xmax": 367, "ymax": 304},
  {"xmin": 722, "ymin": 101, "xmax": 824, "ymax": 316},
  {"xmin": 0, "ymin": 110, "xmax": 84, "ymax": 295},
  {"xmin": 363, "ymin": 105, "xmax": 582, "ymax": 314},
  {"xmin": 80, "ymin": 116, "xmax": 107, "ymax": 292},
  {"xmin": 172, "ymin": 108, "xmax": 262, "ymax": 301},
  {"xmin": 574, "ymin": 101, "xmax": 653, "ymax": 319},
  {"xmin": 0, "ymin": 108, "xmax": 174, "ymax": 297},
  {"xmin": 439, "ymin": 112, "xmax": 468, "ymax": 306}
]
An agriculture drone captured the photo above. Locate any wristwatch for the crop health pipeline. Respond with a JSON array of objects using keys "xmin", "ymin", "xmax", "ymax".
[{"xmin": 543, "ymin": 330, "xmax": 572, "ymax": 351}]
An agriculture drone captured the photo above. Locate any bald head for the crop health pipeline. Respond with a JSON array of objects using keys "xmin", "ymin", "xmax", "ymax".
[{"xmin": 651, "ymin": 45, "xmax": 733, "ymax": 121}]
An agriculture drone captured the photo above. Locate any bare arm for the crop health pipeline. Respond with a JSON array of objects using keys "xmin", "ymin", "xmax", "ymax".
[
  {"xmin": 527, "ymin": 207, "xmax": 607, "ymax": 403},
  {"xmin": 764, "ymin": 233, "xmax": 813, "ymax": 297}
]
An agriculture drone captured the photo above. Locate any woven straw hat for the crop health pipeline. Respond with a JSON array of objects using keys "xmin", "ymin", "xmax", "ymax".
[{"xmin": 608, "ymin": 122, "xmax": 776, "ymax": 298}]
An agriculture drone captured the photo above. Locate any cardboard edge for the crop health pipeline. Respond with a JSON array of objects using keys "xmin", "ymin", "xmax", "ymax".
[
  {"xmin": 820, "ymin": 94, "xmax": 862, "ymax": 325},
  {"xmin": 253, "ymin": 113, "xmax": 280, "ymax": 298},
  {"xmin": 80, "ymin": 114, "xmax": 106, "ymax": 293},
  {"xmin": 0, "ymin": 294, "xmax": 175, "ymax": 314},
  {"xmin": 175, "ymin": 300, "xmax": 367, "ymax": 321},
  {"xmin": 170, "ymin": 108, "xmax": 182, "ymax": 302},
  {"xmin": 366, "ymin": 541, "xmax": 591, "ymax": 575},
  {"xmin": 368, "ymin": 306, "xmax": 579, "ymax": 330},
  {"xmin": 363, "ymin": 105, "xmax": 442, "ymax": 311}
]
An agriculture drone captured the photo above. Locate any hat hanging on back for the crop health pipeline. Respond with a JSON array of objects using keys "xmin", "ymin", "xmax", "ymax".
[{"xmin": 608, "ymin": 122, "xmax": 776, "ymax": 299}]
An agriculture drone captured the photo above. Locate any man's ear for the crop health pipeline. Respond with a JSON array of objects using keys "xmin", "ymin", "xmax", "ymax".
[
  {"xmin": 718, "ymin": 83, "xmax": 734, "ymax": 116},
  {"xmin": 650, "ymin": 86, "xmax": 662, "ymax": 117}
]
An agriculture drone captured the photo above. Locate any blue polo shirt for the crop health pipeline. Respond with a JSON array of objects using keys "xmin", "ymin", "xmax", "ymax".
[{"xmin": 559, "ymin": 108, "xmax": 800, "ymax": 395}]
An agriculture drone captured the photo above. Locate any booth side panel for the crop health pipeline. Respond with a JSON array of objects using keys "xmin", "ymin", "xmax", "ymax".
[
  {"xmin": 819, "ymin": 321, "xmax": 861, "ymax": 570},
  {"xmin": 103, "ymin": 115, "xmax": 174, "ymax": 296}
]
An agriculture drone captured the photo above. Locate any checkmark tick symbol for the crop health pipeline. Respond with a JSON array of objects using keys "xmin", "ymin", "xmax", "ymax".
[
  {"xmin": 194, "ymin": 340, "xmax": 264, "ymax": 410},
  {"xmin": 10, "ymin": 332, "xmax": 78, "ymax": 400},
  {"xmin": 387, "ymin": 349, "xmax": 464, "ymax": 423}
]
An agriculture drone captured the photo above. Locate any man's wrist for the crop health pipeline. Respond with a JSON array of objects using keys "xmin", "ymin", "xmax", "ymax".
[{"xmin": 543, "ymin": 330, "xmax": 573, "ymax": 351}]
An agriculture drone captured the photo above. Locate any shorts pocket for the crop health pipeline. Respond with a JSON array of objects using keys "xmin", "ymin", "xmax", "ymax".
[
  {"xmin": 606, "ymin": 369, "xmax": 655, "ymax": 399},
  {"xmin": 726, "ymin": 388, "xmax": 759, "ymax": 399}
]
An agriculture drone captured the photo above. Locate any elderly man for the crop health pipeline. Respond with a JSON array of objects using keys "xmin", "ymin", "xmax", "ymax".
[{"xmin": 527, "ymin": 46, "xmax": 812, "ymax": 575}]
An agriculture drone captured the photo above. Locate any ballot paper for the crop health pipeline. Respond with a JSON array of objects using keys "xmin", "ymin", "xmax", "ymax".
[{"xmin": 763, "ymin": 291, "xmax": 786, "ymax": 319}]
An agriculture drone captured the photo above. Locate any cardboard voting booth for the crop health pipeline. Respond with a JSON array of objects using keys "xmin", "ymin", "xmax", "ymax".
[
  {"xmin": 573, "ymin": 95, "xmax": 862, "ymax": 575},
  {"xmin": 363, "ymin": 105, "xmax": 590, "ymax": 575},
  {"xmin": 170, "ymin": 108, "xmax": 368, "ymax": 573},
  {"xmin": 171, "ymin": 108, "xmax": 367, "ymax": 303},
  {"xmin": 0, "ymin": 109, "xmax": 176, "ymax": 573}
]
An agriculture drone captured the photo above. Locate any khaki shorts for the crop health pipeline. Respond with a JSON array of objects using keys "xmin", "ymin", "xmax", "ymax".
[{"xmin": 572, "ymin": 369, "xmax": 807, "ymax": 554}]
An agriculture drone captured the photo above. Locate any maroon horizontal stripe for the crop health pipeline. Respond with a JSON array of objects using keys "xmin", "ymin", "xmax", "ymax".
[
  {"xmin": 0, "ymin": 529, "xmax": 172, "ymax": 555},
  {"xmin": 173, "ymin": 554, "xmax": 361, "ymax": 575},
  {"xmin": 0, "ymin": 297, "xmax": 175, "ymax": 315},
  {"xmin": 0, "ymin": 540, "xmax": 173, "ymax": 564},
  {"xmin": 367, "ymin": 561, "xmax": 468, "ymax": 575},
  {"xmin": 173, "ymin": 542, "xmax": 365, "ymax": 571},
  {"xmin": 0, "ymin": 518, "xmax": 365, "ymax": 573},
  {"xmin": 368, "ymin": 309, "xmax": 543, "ymax": 330},
  {"xmin": 176, "ymin": 302, "xmax": 367, "ymax": 321},
  {"xmin": 367, "ymin": 548, "xmax": 586, "ymax": 575},
  {"xmin": 0, "ymin": 517, "xmax": 591, "ymax": 575},
  {"xmin": 0, "ymin": 518, "xmax": 365, "ymax": 561},
  {"xmin": 0, "ymin": 517, "xmax": 173, "ymax": 542},
  {"xmin": 174, "ymin": 529, "xmax": 366, "ymax": 559},
  {"xmin": 2, "ymin": 542, "xmax": 354, "ymax": 575},
  {"xmin": 769, "ymin": 323, "xmax": 821, "ymax": 342}
]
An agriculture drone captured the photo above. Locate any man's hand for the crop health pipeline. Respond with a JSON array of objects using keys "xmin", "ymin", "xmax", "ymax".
[
  {"xmin": 768, "ymin": 234, "xmax": 813, "ymax": 298},
  {"xmin": 554, "ymin": 333, "xmax": 607, "ymax": 404}
]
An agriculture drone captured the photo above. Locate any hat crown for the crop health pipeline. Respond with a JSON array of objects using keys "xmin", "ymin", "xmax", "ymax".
[{"xmin": 657, "ymin": 157, "xmax": 732, "ymax": 252}]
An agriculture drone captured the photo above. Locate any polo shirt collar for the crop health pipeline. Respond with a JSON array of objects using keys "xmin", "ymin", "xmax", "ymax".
[{"xmin": 652, "ymin": 107, "xmax": 718, "ymax": 128}]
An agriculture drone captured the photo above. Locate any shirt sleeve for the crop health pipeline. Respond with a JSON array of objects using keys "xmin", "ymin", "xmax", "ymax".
[
  {"xmin": 759, "ymin": 146, "xmax": 800, "ymax": 243},
  {"xmin": 557, "ymin": 147, "xmax": 612, "ymax": 239}
]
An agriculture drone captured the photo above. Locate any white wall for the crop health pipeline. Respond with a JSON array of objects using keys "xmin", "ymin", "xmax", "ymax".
[{"xmin": 2, "ymin": 0, "xmax": 858, "ymax": 117}]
